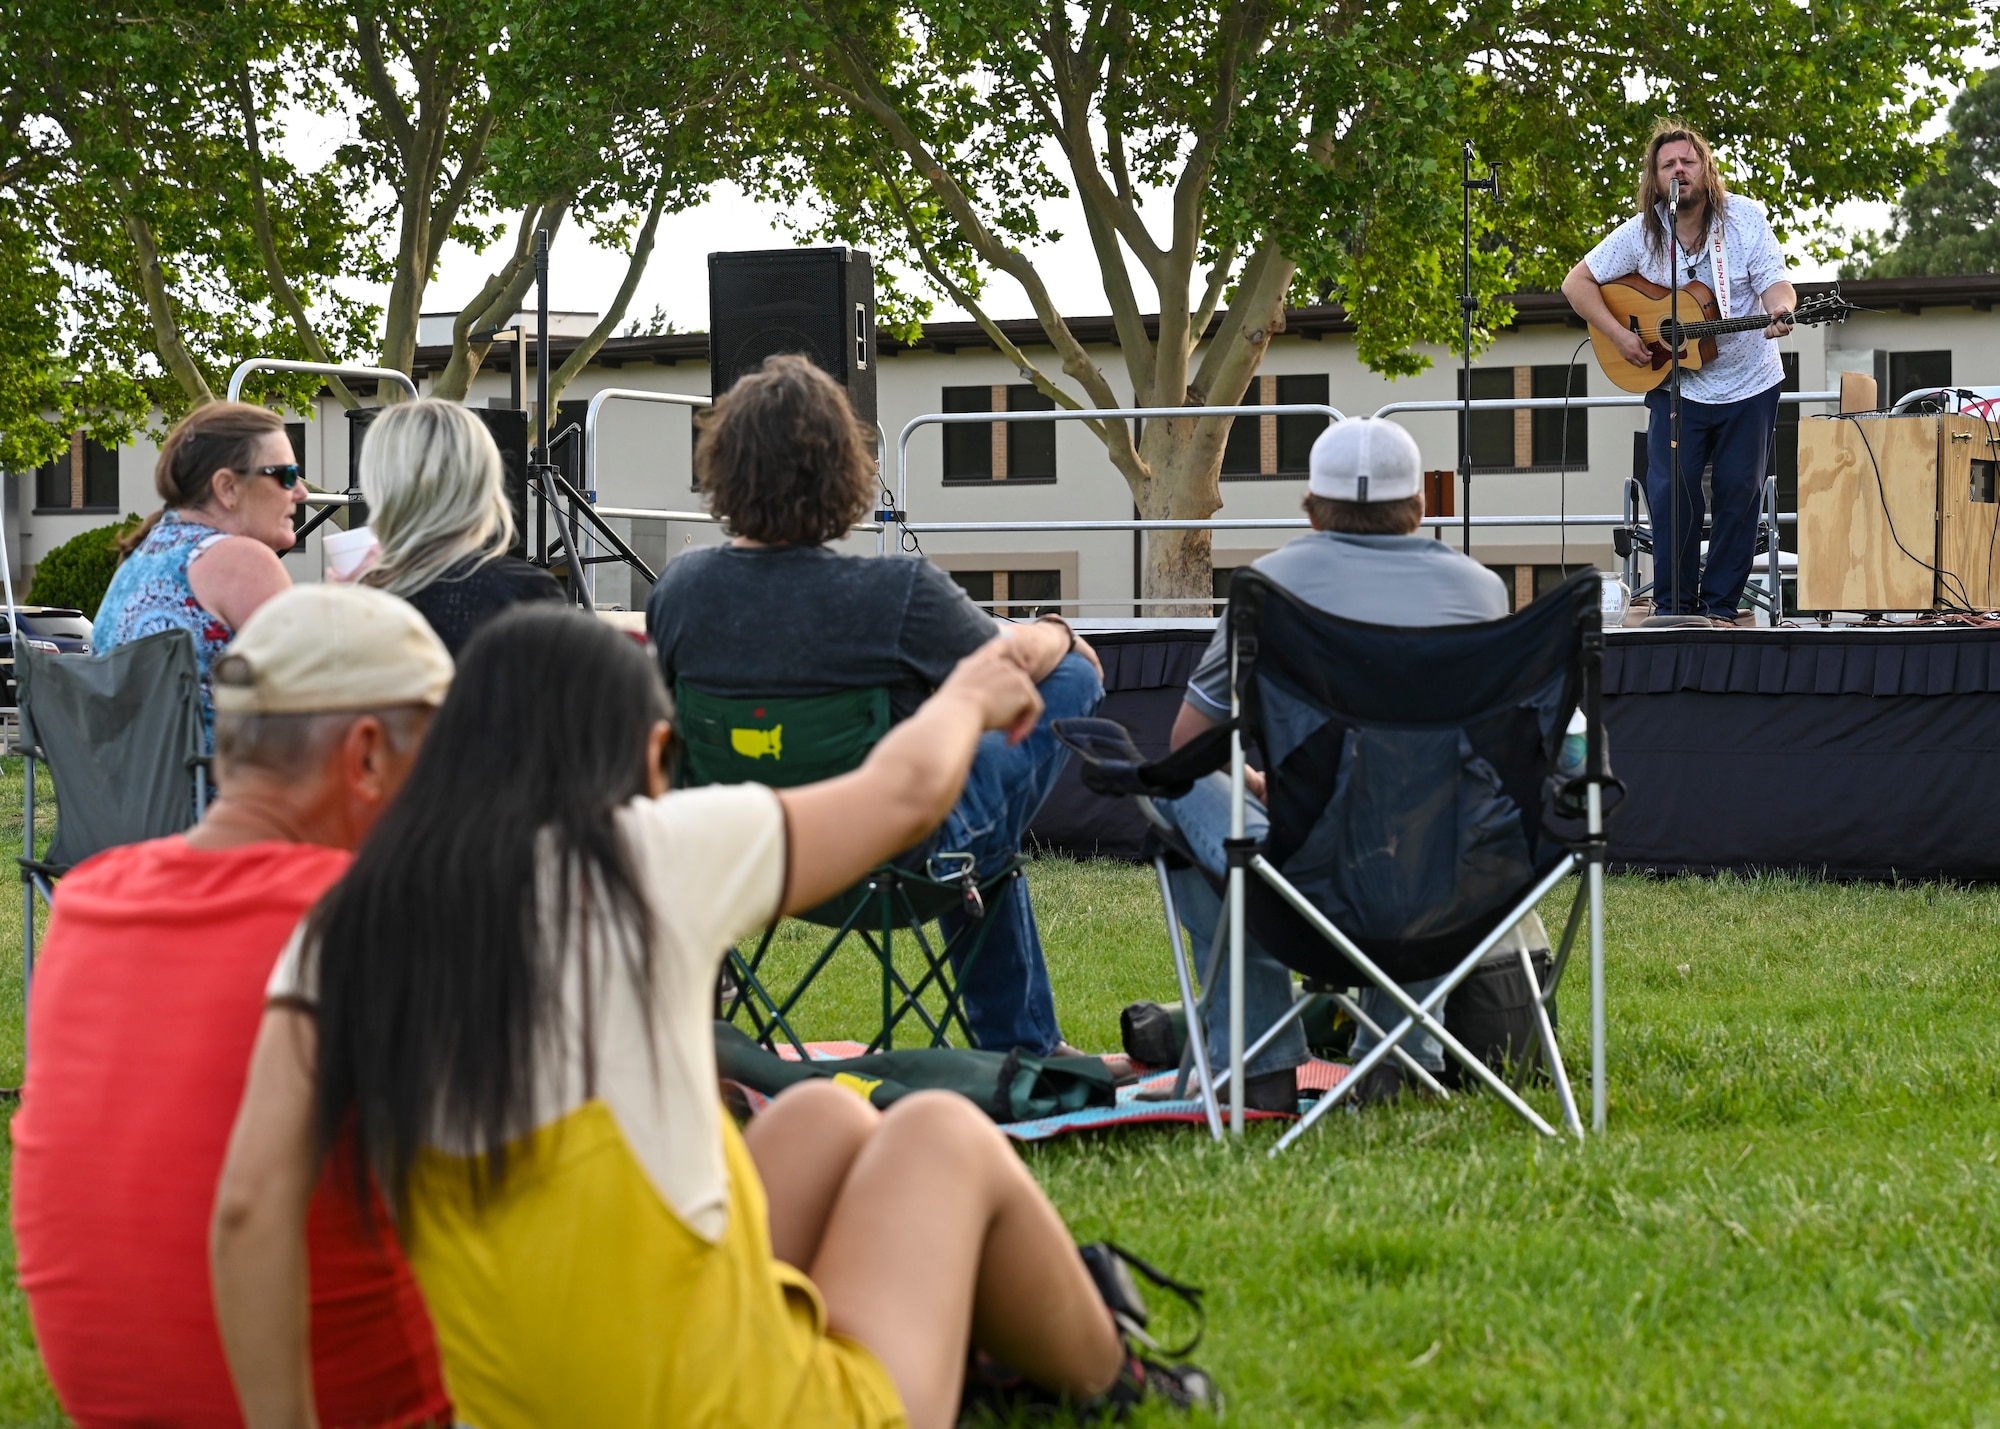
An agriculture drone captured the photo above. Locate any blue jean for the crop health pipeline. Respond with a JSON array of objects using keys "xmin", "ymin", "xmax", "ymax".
[
  {"xmin": 933, "ymin": 653, "xmax": 1102, "ymax": 1055},
  {"xmin": 1152, "ymin": 772, "xmax": 1449, "ymax": 1075},
  {"xmin": 1645, "ymin": 381, "xmax": 1783, "ymax": 616}
]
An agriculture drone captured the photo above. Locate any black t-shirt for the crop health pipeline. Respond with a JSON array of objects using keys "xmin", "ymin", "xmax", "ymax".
[
  {"xmin": 646, "ymin": 544, "xmax": 997, "ymax": 722},
  {"xmin": 402, "ymin": 554, "xmax": 566, "ymax": 656}
]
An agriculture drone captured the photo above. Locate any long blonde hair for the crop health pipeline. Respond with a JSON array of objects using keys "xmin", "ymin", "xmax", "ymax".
[
  {"xmin": 1637, "ymin": 120, "xmax": 1729, "ymax": 254},
  {"xmin": 358, "ymin": 400, "xmax": 514, "ymax": 598}
]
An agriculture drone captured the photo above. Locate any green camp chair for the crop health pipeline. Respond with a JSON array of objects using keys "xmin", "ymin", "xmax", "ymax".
[{"xmin": 676, "ymin": 682, "xmax": 1025, "ymax": 1058}]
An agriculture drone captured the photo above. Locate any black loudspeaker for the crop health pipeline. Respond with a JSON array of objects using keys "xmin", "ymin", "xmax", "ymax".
[
  {"xmin": 707, "ymin": 247, "xmax": 877, "ymax": 426},
  {"xmin": 346, "ymin": 405, "xmax": 529, "ymax": 560}
]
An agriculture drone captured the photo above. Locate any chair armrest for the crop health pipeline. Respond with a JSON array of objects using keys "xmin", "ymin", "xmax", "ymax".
[{"xmin": 1052, "ymin": 718, "xmax": 1236, "ymax": 801}]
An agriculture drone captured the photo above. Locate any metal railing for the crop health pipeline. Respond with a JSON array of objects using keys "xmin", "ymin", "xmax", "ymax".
[{"xmin": 226, "ymin": 359, "xmax": 419, "ymax": 404}]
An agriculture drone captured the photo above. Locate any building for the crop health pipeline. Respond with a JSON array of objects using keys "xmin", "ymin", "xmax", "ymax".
[{"xmin": 16, "ymin": 273, "xmax": 1999, "ymax": 615}]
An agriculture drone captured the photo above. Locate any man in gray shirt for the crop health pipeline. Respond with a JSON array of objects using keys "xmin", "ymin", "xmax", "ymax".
[{"xmin": 1156, "ymin": 417, "xmax": 1512, "ymax": 1110}]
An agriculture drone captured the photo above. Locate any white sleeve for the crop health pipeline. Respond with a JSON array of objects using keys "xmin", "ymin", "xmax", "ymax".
[
  {"xmin": 265, "ymin": 921, "xmax": 318, "ymax": 1005},
  {"xmin": 1740, "ymin": 206, "xmax": 1790, "ymax": 303},
  {"xmin": 619, "ymin": 784, "xmax": 788, "ymax": 977},
  {"xmin": 1582, "ymin": 216, "xmax": 1644, "ymax": 284}
]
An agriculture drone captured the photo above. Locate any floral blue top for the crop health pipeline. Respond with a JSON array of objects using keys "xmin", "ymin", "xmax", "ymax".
[{"xmin": 95, "ymin": 511, "xmax": 235, "ymax": 742}]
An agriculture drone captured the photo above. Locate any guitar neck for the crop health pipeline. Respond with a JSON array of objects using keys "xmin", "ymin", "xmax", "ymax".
[{"xmin": 1668, "ymin": 310, "xmax": 1783, "ymax": 341}]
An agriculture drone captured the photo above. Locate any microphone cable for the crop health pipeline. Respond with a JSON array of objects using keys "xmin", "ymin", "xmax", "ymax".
[
  {"xmin": 1828, "ymin": 411, "xmax": 1975, "ymax": 614},
  {"xmin": 1556, "ymin": 336, "xmax": 1591, "ymax": 574}
]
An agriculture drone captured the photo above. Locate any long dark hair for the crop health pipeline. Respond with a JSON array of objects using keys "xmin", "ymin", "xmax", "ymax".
[{"xmin": 307, "ymin": 605, "xmax": 670, "ymax": 1222}]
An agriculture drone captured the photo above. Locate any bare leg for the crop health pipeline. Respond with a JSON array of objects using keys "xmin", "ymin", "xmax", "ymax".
[
  {"xmin": 743, "ymin": 1079, "xmax": 879, "ymax": 1269},
  {"xmin": 807, "ymin": 1091, "xmax": 1123, "ymax": 1429}
]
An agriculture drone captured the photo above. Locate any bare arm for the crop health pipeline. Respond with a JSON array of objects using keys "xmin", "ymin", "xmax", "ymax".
[
  {"xmin": 1561, "ymin": 261, "xmax": 1650, "ymax": 367},
  {"xmin": 212, "ymin": 1008, "xmax": 322, "ymax": 1429},
  {"xmin": 187, "ymin": 535, "xmax": 294, "ymax": 632},
  {"xmin": 1169, "ymin": 699, "xmax": 1265, "ymax": 801},
  {"xmin": 777, "ymin": 645, "xmax": 1041, "ymax": 914},
  {"xmin": 993, "ymin": 617, "xmax": 1100, "ymax": 683},
  {"xmin": 1760, "ymin": 280, "xmax": 1799, "ymax": 338}
]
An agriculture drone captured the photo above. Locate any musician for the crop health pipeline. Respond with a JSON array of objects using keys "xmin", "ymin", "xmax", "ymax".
[{"xmin": 1561, "ymin": 122, "xmax": 1796, "ymax": 620}]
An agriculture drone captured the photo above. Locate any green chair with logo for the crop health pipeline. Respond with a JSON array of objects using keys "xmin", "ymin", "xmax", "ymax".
[{"xmin": 675, "ymin": 682, "xmax": 1026, "ymax": 1058}]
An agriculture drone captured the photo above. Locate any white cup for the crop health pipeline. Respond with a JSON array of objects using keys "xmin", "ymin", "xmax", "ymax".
[{"xmin": 322, "ymin": 525, "xmax": 379, "ymax": 582}]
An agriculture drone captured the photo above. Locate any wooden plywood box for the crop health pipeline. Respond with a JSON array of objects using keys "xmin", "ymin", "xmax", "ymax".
[
  {"xmin": 1797, "ymin": 416, "xmax": 1938, "ymax": 612},
  {"xmin": 1936, "ymin": 414, "xmax": 2000, "ymax": 610}
]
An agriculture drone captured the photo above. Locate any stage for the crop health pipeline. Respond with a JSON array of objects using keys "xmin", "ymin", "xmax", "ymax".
[{"xmin": 1028, "ymin": 622, "xmax": 2000, "ymax": 882}]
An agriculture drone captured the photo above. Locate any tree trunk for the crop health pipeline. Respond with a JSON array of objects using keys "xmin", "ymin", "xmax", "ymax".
[
  {"xmin": 119, "ymin": 204, "xmax": 213, "ymax": 407},
  {"xmin": 1132, "ymin": 412, "xmax": 1232, "ymax": 616}
]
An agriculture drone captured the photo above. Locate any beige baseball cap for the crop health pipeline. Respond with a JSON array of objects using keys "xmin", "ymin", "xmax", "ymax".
[{"xmin": 212, "ymin": 584, "xmax": 453, "ymax": 715}]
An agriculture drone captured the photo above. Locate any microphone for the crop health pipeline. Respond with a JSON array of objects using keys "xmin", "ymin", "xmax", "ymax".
[{"xmin": 1669, "ymin": 175, "xmax": 1681, "ymax": 210}]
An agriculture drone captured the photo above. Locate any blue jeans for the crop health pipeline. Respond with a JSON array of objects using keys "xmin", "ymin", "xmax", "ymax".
[
  {"xmin": 1645, "ymin": 381, "xmax": 1782, "ymax": 616},
  {"xmin": 933, "ymin": 653, "xmax": 1102, "ymax": 1055},
  {"xmin": 1152, "ymin": 772, "xmax": 1448, "ymax": 1074}
]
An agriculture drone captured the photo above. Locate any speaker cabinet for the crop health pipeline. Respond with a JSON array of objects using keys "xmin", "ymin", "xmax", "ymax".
[
  {"xmin": 346, "ymin": 405, "xmax": 529, "ymax": 559},
  {"xmin": 707, "ymin": 247, "xmax": 876, "ymax": 426},
  {"xmin": 1797, "ymin": 413, "xmax": 2000, "ymax": 611}
]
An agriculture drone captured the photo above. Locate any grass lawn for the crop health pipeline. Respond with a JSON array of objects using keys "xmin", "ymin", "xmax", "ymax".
[{"xmin": 0, "ymin": 773, "xmax": 1996, "ymax": 1425}]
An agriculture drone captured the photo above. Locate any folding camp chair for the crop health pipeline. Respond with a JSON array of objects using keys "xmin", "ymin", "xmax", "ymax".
[
  {"xmin": 1057, "ymin": 568, "xmax": 1621, "ymax": 1147},
  {"xmin": 17, "ymin": 628, "xmax": 208, "ymax": 1057},
  {"xmin": 675, "ymin": 682, "xmax": 1025, "ymax": 1059}
]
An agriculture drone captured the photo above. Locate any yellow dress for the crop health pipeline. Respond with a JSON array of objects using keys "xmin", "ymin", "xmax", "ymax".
[{"xmin": 404, "ymin": 1100, "xmax": 907, "ymax": 1429}]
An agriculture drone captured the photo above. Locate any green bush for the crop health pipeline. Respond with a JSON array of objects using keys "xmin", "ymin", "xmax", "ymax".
[{"xmin": 26, "ymin": 513, "xmax": 142, "ymax": 619}]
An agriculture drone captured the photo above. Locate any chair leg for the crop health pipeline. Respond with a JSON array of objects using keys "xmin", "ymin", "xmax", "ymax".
[
  {"xmin": 1155, "ymin": 858, "xmax": 1222, "ymax": 1140},
  {"xmin": 1327, "ymin": 992, "xmax": 1450, "ymax": 1099},
  {"xmin": 1260, "ymin": 855, "xmax": 1574, "ymax": 1153},
  {"xmin": 1520, "ymin": 943, "xmax": 1584, "ymax": 1138}
]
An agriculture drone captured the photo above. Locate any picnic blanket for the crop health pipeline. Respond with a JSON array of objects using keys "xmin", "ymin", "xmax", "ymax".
[{"xmin": 723, "ymin": 1024, "xmax": 1351, "ymax": 1141}]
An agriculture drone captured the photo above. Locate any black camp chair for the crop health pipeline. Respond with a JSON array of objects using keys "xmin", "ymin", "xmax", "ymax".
[
  {"xmin": 17, "ymin": 628, "xmax": 208, "ymax": 1058},
  {"xmin": 1056, "ymin": 568, "xmax": 1621, "ymax": 1146},
  {"xmin": 675, "ymin": 681, "xmax": 1024, "ymax": 1059}
]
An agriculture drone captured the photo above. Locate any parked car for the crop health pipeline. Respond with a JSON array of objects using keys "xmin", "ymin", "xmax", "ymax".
[{"xmin": 0, "ymin": 607, "xmax": 94, "ymax": 708}]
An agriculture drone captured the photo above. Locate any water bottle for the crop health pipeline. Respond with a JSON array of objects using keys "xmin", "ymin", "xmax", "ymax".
[{"xmin": 1558, "ymin": 709, "xmax": 1589, "ymax": 778}]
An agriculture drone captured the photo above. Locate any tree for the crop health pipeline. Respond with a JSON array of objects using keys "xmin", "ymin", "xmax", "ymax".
[
  {"xmin": 1846, "ymin": 67, "xmax": 2000, "ymax": 279},
  {"xmin": 742, "ymin": 0, "xmax": 1978, "ymax": 606},
  {"xmin": 1, "ymin": 0, "xmax": 369, "ymax": 420}
]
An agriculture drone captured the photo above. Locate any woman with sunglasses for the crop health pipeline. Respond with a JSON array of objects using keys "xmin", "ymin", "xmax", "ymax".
[{"xmin": 98, "ymin": 401, "xmax": 305, "ymax": 739}]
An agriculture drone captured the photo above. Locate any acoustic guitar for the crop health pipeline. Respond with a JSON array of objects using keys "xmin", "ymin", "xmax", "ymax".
[{"xmin": 1589, "ymin": 275, "xmax": 1852, "ymax": 393}]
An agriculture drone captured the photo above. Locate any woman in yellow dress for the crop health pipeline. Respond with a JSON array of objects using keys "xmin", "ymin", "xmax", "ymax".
[{"xmin": 210, "ymin": 605, "xmax": 1207, "ymax": 1429}]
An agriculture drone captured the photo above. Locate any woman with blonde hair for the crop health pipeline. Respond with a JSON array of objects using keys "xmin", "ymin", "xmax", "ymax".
[
  {"xmin": 356, "ymin": 399, "xmax": 561, "ymax": 653},
  {"xmin": 96, "ymin": 401, "xmax": 304, "ymax": 737}
]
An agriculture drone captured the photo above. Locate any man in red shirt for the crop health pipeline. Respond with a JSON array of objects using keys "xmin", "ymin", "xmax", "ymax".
[{"xmin": 12, "ymin": 583, "xmax": 456, "ymax": 1427}]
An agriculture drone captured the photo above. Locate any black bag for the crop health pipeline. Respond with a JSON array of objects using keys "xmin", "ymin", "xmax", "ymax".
[
  {"xmin": 1439, "ymin": 949, "xmax": 1557, "ymax": 1088},
  {"xmin": 713, "ymin": 1021, "xmax": 1119, "ymax": 1123}
]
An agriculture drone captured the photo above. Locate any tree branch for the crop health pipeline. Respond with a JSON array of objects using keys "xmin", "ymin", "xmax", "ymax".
[
  {"xmin": 547, "ymin": 182, "xmax": 668, "ymax": 405},
  {"xmin": 236, "ymin": 66, "xmax": 357, "ymax": 410},
  {"xmin": 431, "ymin": 198, "xmax": 570, "ymax": 401},
  {"xmin": 423, "ymin": 106, "xmax": 498, "ymax": 275},
  {"xmin": 350, "ymin": 10, "xmax": 414, "ymax": 161}
]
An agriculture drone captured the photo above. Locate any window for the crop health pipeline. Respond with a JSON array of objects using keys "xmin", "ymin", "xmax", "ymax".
[
  {"xmin": 947, "ymin": 568, "xmax": 1062, "ymax": 616},
  {"xmin": 1459, "ymin": 365, "xmax": 1590, "ymax": 471},
  {"xmin": 1775, "ymin": 353, "xmax": 1800, "ymax": 552},
  {"xmin": 1221, "ymin": 373, "xmax": 1331, "ymax": 479},
  {"xmin": 1006, "ymin": 385, "xmax": 1056, "ymax": 479},
  {"xmin": 942, "ymin": 387, "xmax": 993, "ymax": 480},
  {"xmin": 1275, "ymin": 374, "xmax": 1330, "ymax": 472},
  {"xmin": 940, "ymin": 386, "xmax": 1058, "ymax": 482},
  {"xmin": 1459, "ymin": 368, "xmax": 1515, "ymax": 469},
  {"xmin": 1881, "ymin": 350, "xmax": 1952, "ymax": 405},
  {"xmin": 1530, "ymin": 364, "xmax": 1588, "ymax": 467},
  {"xmin": 35, "ymin": 435, "xmax": 121, "ymax": 512}
]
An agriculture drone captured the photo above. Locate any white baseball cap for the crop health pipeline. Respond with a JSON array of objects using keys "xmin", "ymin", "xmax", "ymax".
[
  {"xmin": 1307, "ymin": 417, "xmax": 1423, "ymax": 503},
  {"xmin": 212, "ymin": 584, "xmax": 453, "ymax": 715}
]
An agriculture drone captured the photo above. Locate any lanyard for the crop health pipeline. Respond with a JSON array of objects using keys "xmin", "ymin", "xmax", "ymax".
[{"xmin": 1709, "ymin": 217, "xmax": 1732, "ymax": 319}]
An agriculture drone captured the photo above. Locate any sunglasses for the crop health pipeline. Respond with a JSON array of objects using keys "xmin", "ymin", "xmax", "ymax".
[{"xmin": 236, "ymin": 464, "xmax": 304, "ymax": 490}]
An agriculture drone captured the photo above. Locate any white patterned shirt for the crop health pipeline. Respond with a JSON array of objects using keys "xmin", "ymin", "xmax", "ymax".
[{"xmin": 1582, "ymin": 196, "xmax": 1790, "ymax": 406}]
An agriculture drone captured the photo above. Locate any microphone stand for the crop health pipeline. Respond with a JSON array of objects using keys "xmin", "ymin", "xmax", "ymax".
[{"xmin": 1645, "ymin": 178, "xmax": 1706, "ymax": 629}]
